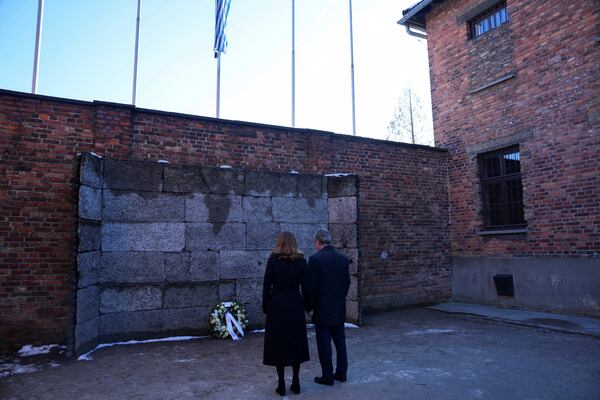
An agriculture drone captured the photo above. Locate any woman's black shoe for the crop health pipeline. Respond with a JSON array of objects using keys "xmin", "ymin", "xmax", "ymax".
[
  {"xmin": 314, "ymin": 376, "xmax": 334, "ymax": 386},
  {"xmin": 334, "ymin": 372, "xmax": 347, "ymax": 382},
  {"xmin": 275, "ymin": 382, "xmax": 286, "ymax": 396},
  {"xmin": 290, "ymin": 380, "xmax": 301, "ymax": 394}
]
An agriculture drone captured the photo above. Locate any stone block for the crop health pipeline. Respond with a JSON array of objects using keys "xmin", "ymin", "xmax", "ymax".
[
  {"xmin": 78, "ymin": 221, "xmax": 101, "ymax": 252},
  {"xmin": 328, "ymin": 197, "xmax": 357, "ymax": 223},
  {"xmin": 99, "ymin": 310, "xmax": 165, "ymax": 336},
  {"xmin": 329, "ymin": 223, "xmax": 357, "ymax": 249},
  {"xmin": 102, "ymin": 223, "xmax": 185, "ymax": 252},
  {"xmin": 79, "ymin": 185, "xmax": 102, "ymax": 220},
  {"xmin": 348, "ymin": 276, "xmax": 359, "ymax": 301},
  {"xmin": 80, "ymin": 153, "xmax": 103, "ymax": 189},
  {"xmin": 101, "ymin": 251, "xmax": 165, "ymax": 283},
  {"xmin": 161, "ymin": 307, "xmax": 212, "ymax": 332},
  {"xmin": 165, "ymin": 252, "xmax": 190, "ymax": 282},
  {"xmin": 100, "ymin": 285, "xmax": 162, "ymax": 313},
  {"xmin": 78, "ymin": 251, "xmax": 100, "ymax": 288},
  {"xmin": 338, "ymin": 248, "xmax": 359, "ymax": 275},
  {"xmin": 163, "ymin": 283, "xmax": 219, "ymax": 309},
  {"xmin": 75, "ymin": 317, "xmax": 99, "ymax": 353},
  {"xmin": 297, "ymin": 174, "xmax": 326, "ymax": 199},
  {"xmin": 235, "ymin": 278, "xmax": 263, "ymax": 304},
  {"xmin": 245, "ymin": 171, "xmax": 296, "ymax": 197},
  {"xmin": 163, "ymin": 165, "xmax": 209, "ymax": 193},
  {"xmin": 189, "ymin": 251, "xmax": 219, "ymax": 282},
  {"xmin": 242, "ymin": 197, "xmax": 273, "ymax": 222},
  {"xmin": 77, "ymin": 286, "xmax": 99, "ymax": 324},
  {"xmin": 185, "ymin": 194, "xmax": 243, "ymax": 222},
  {"xmin": 103, "ymin": 190, "xmax": 185, "ymax": 222},
  {"xmin": 103, "ymin": 159, "xmax": 163, "ymax": 191},
  {"xmin": 219, "ymin": 281, "xmax": 236, "ymax": 301},
  {"xmin": 327, "ymin": 175, "xmax": 357, "ymax": 198},
  {"xmin": 220, "ymin": 251, "xmax": 268, "ymax": 279},
  {"xmin": 246, "ymin": 223, "xmax": 280, "ymax": 250},
  {"xmin": 346, "ymin": 300, "xmax": 360, "ymax": 323},
  {"xmin": 280, "ymin": 223, "xmax": 327, "ymax": 250},
  {"xmin": 272, "ymin": 197, "xmax": 327, "ymax": 223},
  {"xmin": 202, "ymin": 167, "xmax": 244, "ymax": 195},
  {"xmin": 243, "ymin": 302, "xmax": 265, "ymax": 326},
  {"xmin": 185, "ymin": 223, "xmax": 245, "ymax": 251}
]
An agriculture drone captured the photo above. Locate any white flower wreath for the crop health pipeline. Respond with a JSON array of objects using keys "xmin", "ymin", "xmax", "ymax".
[{"xmin": 209, "ymin": 301, "xmax": 248, "ymax": 339}]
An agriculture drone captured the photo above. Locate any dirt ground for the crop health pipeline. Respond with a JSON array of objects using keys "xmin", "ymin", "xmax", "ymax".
[{"xmin": 1, "ymin": 307, "xmax": 599, "ymax": 400}]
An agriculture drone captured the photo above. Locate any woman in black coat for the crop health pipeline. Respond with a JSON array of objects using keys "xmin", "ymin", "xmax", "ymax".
[{"xmin": 262, "ymin": 231, "xmax": 310, "ymax": 396}]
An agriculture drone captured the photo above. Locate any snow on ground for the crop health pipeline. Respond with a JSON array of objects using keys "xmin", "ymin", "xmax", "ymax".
[
  {"xmin": 404, "ymin": 328, "xmax": 455, "ymax": 336},
  {"xmin": 18, "ymin": 344, "xmax": 66, "ymax": 357},
  {"xmin": 0, "ymin": 362, "xmax": 39, "ymax": 378},
  {"xmin": 78, "ymin": 335, "xmax": 209, "ymax": 361}
]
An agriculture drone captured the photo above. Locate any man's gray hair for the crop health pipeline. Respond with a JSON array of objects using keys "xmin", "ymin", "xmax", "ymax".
[{"xmin": 314, "ymin": 229, "xmax": 332, "ymax": 245}]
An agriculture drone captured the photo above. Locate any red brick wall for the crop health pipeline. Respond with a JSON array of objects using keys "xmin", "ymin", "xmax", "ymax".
[
  {"xmin": 426, "ymin": 0, "xmax": 600, "ymax": 257},
  {"xmin": 0, "ymin": 90, "xmax": 450, "ymax": 349}
]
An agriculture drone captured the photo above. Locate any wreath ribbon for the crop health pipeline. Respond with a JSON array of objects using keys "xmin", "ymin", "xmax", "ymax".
[{"xmin": 225, "ymin": 311, "xmax": 245, "ymax": 341}]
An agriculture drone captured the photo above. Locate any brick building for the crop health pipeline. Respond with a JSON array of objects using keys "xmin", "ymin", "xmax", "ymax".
[{"xmin": 399, "ymin": 0, "xmax": 599, "ymax": 315}]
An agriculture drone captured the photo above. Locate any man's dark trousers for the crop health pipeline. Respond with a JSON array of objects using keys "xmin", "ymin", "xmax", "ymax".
[{"xmin": 315, "ymin": 324, "xmax": 347, "ymax": 380}]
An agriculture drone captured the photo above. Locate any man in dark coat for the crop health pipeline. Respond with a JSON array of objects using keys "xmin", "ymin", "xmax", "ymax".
[{"xmin": 305, "ymin": 229, "xmax": 351, "ymax": 386}]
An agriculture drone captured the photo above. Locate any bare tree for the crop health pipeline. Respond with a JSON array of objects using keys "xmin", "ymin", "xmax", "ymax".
[{"xmin": 386, "ymin": 88, "xmax": 433, "ymax": 145}]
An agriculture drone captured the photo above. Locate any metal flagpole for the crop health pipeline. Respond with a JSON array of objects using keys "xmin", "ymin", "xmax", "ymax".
[
  {"xmin": 292, "ymin": 0, "xmax": 296, "ymax": 127},
  {"xmin": 214, "ymin": 0, "xmax": 230, "ymax": 118},
  {"xmin": 132, "ymin": 0, "xmax": 142, "ymax": 105},
  {"xmin": 348, "ymin": 0, "xmax": 357, "ymax": 135},
  {"xmin": 216, "ymin": 53, "xmax": 221, "ymax": 118},
  {"xmin": 31, "ymin": 0, "xmax": 44, "ymax": 94}
]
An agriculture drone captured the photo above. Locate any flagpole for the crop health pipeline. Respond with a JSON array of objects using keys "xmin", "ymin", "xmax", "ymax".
[
  {"xmin": 291, "ymin": 0, "xmax": 296, "ymax": 127},
  {"xmin": 132, "ymin": 0, "xmax": 142, "ymax": 105},
  {"xmin": 348, "ymin": 0, "xmax": 356, "ymax": 135},
  {"xmin": 31, "ymin": 0, "xmax": 44, "ymax": 94},
  {"xmin": 216, "ymin": 53, "xmax": 221, "ymax": 118}
]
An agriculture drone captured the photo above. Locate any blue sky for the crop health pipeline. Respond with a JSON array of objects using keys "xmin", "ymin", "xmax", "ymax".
[{"xmin": 0, "ymin": 0, "xmax": 431, "ymax": 142}]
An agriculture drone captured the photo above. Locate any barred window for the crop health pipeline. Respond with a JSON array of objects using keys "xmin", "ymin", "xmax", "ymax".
[
  {"xmin": 469, "ymin": 1, "xmax": 509, "ymax": 39},
  {"xmin": 479, "ymin": 146, "xmax": 526, "ymax": 229}
]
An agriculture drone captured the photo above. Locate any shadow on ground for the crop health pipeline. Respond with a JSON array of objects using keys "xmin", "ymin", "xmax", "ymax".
[{"xmin": 1, "ymin": 308, "xmax": 599, "ymax": 400}]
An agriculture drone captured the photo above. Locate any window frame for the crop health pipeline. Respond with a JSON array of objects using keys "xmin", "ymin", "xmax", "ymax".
[
  {"xmin": 478, "ymin": 145, "xmax": 526, "ymax": 230},
  {"xmin": 468, "ymin": 1, "xmax": 509, "ymax": 40}
]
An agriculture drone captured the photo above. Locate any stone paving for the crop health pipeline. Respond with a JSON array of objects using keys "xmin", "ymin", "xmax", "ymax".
[{"xmin": 1, "ymin": 308, "xmax": 599, "ymax": 400}]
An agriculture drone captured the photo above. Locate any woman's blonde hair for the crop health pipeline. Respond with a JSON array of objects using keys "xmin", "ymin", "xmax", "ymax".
[{"xmin": 271, "ymin": 231, "xmax": 303, "ymax": 259}]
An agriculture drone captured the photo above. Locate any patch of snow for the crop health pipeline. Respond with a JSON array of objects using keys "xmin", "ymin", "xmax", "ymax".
[
  {"xmin": 325, "ymin": 173, "xmax": 355, "ymax": 177},
  {"xmin": 89, "ymin": 152, "xmax": 102, "ymax": 158},
  {"xmin": 50, "ymin": 362, "xmax": 61, "ymax": 368},
  {"xmin": 157, "ymin": 160, "xmax": 170, "ymax": 164},
  {"xmin": 0, "ymin": 363, "xmax": 39, "ymax": 378},
  {"xmin": 219, "ymin": 165, "xmax": 233, "ymax": 169},
  {"xmin": 404, "ymin": 329, "xmax": 455, "ymax": 336},
  {"xmin": 174, "ymin": 359, "xmax": 196, "ymax": 363},
  {"xmin": 251, "ymin": 329, "xmax": 265, "ymax": 333},
  {"xmin": 18, "ymin": 344, "xmax": 65, "ymax": 357},
  {"xmin": 344, "ymin": 323, "xmax": 359, "ymax": 328},
  {"xmin": 77, "ymin": 335, "xmax": 208, "ymax": 361},
  {"xmin": 289, "ymin": 170, "xmax": 299, "ymax": 174}
]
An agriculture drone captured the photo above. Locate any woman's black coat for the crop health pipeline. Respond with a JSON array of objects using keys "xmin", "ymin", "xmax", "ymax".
[{"xmin": 262, "ymin": 254, "xmax": 310, "ymax": 367}]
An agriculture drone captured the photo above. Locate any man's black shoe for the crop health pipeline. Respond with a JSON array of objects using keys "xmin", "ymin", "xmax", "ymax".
[
  {"xmin": 334, "ymin": 372, "xmax": 347, "ymax": 382},
  {"xmin": 314, "ymin": 376, "xmax": 334, "ymax": 386}
]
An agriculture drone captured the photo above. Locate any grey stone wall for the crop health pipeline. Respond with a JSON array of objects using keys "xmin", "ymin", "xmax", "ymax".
[{"xmin": 76, "ymin": 155, "xmax": 359, "ymax": 354}]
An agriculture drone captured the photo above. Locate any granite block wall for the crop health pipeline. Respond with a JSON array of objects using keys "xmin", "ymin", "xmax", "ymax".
[{"xmin": 75, "ymin": 154, "xmax": 359, "ymax": 354}]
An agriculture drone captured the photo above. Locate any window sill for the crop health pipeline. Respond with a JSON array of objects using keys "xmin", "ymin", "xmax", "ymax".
[
  {"xmin": 478, "ymin": 228, "xmax": 527, "ymax": 236},
  {"xmin": 468, "ymin": 72, "xmax": 516, "ymax": 94}
]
